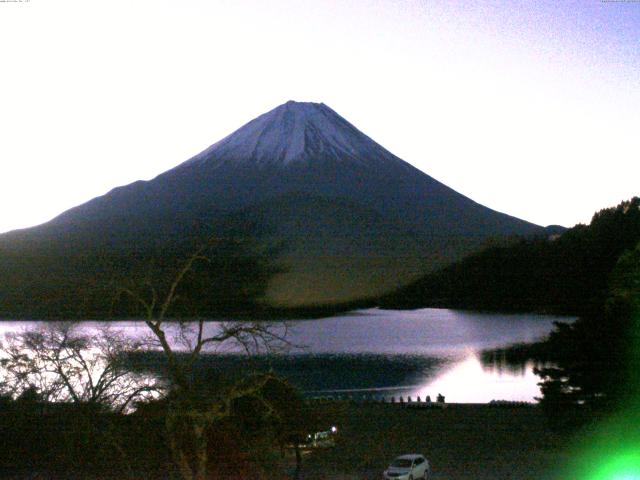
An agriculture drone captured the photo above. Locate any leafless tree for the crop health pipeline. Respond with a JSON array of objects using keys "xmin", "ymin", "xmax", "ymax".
[
  {"xmin": 115, "ymin": 247, "xmax": 292, "ymax": 480},
  {"xmin": 0, "ymin": 323, "xmax": 161, "ymax": 413}
]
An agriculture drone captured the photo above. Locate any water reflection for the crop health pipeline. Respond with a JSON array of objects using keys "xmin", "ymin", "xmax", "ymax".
[
  {"xmin": 285, "ymin": 308, "xmax": 564, "ymax": 355},
  {"xmin": 413, "ymin": 352, "xmax": 542, "ymax": 403},
  {"xmin": 297, "ymin": 352, "xmax": 544, "ymax": 403},
  {"xmin": 0, "ymin": 309, "xmax": 571, "ymax": 403}
]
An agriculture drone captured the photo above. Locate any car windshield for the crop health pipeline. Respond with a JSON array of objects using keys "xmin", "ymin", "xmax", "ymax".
[{"xmin": 391, "ymin": 459, "xmax": 412, "ymax": 468}]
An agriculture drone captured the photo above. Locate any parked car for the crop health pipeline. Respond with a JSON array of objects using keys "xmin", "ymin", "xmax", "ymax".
[
  {"xmin": 383, "ymin": 454, "xmax": 430, "ymax": 480},
  {"xmin": 302, "ymin": 426, "xmax": 338, "ymax": 448}
]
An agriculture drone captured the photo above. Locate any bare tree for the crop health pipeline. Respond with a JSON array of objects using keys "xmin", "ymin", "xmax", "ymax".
[
  {"xmin": 115, "ymin": 248, "xmax": 292, "ymax": 480},
  {"xmin": 0, "ymin": 323, "xmax": 161, "ymax": 413}
]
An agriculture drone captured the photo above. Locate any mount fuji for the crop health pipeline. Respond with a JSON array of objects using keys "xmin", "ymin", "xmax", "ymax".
[{"xmin": 0, "ymin": 101, "xmax": 543, "ymax": 316}]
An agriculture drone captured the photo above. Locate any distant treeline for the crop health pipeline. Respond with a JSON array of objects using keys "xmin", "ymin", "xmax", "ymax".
[
  {"xmin": 0, "ymin": 219, "xmax": 279, "ymax": 320},
  {"xmin": 380, "ymin": 197, "xmax": 640, "ymax": 316}
]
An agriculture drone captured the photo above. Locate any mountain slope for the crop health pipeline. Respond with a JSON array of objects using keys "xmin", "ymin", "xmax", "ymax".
[
  {"xmin": 0, "ymin": 101, "xmax": 544, "ymax": 316},
  {"xmin": 227, "ymin": 192, "xmax": 427, "ymax": 307},
  {"xmin": 37, "ymin": 101, "xmax": 539, "ymax": 241}
]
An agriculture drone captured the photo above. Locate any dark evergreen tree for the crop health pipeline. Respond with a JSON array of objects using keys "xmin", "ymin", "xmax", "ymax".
[{"xmin": 535, "ymin": 241, "xmax": 640, "ymax": 430}]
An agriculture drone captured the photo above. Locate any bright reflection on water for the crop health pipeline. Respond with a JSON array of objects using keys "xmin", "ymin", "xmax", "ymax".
[
  {"xmin": 413, "ymin": 353, "xmax": 542, "ymax": 403},
  {"xmin": 0, "ymin": 308, "xmax": 572, "ymax": 403}
]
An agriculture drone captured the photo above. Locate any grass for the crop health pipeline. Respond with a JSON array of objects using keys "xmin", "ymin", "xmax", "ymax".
[{"xmin": 298, "ymin": 402, "xmax": 570, "ymax": 480}]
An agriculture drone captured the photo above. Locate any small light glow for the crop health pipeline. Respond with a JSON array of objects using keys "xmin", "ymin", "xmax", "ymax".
[{"xmin": 331, "ymin": 426, "xmax": 337, "ymax": 433}]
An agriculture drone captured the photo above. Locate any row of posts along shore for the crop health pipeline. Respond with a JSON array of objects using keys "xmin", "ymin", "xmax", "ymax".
[
  {"xmin": 304, "ymin": 394, "xmax": 534, "ymax": 407},
  {"xmin": 305, "ymin": 393, "xmax": 447, "ymax": 406}
]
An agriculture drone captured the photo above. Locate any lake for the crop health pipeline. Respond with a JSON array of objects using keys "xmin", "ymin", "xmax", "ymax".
[{"xmin": 0, "ymin": 308, "xmax": 571, "ymax": 403}]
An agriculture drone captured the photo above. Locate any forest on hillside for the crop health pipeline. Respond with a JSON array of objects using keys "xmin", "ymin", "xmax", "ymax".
[{"xmin": 380, "ymin": 197, "xmax": 640, "ymax": 317}]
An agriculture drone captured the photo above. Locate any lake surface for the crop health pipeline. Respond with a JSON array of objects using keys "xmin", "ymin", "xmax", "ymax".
[{"xmin": 0, "ymin": 308, "xmax": 571, "ymax": 403}]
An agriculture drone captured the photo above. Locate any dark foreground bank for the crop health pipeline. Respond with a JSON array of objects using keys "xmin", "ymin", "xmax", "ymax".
[
  {"xmin": 299, "ymin": 402, "xmax": 570, "ymax": 480},
  {"xmin": 0, "ymin": 397, "xmax": 579, "ymax": 480}
]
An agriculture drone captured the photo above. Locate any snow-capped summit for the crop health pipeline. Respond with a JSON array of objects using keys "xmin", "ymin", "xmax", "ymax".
[{"xmin": 184, "ymin": 100, "xmax": 404, "ymax": 169}]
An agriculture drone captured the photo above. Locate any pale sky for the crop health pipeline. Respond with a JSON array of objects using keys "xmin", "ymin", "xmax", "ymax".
[{"xmin": 1, "ymin": 0, "xmax": 639, "ymax": 234}]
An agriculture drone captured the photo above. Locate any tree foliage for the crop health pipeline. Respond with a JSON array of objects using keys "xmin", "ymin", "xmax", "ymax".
[
  {"xmin": 0, "ymin": 224, "xmax": 279, "ymax": 320},
  {"xmin": 382, "ymin": 197, "xmax": 640, "ymax": 315},
  {"xmin": 535, "ymin": 241, "xmax": 640, "ymax": 429}
]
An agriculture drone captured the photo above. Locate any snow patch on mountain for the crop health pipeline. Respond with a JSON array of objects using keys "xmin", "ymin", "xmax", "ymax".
[{"xmin": 182, "ymin": 101, "xmax": 406, "ymax": 169}]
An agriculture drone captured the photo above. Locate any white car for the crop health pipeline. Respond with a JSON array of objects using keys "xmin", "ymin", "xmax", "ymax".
[{"xmin": 383, "ymin": 454, "xmax": 430, "ymax": 480}]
